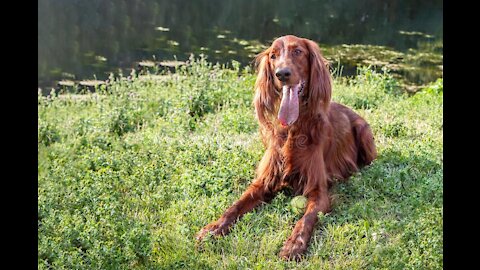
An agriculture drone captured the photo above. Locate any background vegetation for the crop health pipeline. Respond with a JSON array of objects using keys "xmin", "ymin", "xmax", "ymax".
[
  {"xmin": 38, "ymin": 57, "xmax": 443, "ymax": 269},
  {"xmin": 38, "ymin": 0, "xmax": 442, "ymax": 89}
]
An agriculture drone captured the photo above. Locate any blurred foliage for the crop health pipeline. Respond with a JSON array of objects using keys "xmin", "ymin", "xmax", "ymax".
[{"xmin": 38, "ymin": 0, "xmax": 442, "ymax": 88}]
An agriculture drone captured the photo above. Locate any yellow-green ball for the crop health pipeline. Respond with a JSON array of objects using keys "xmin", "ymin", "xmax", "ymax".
[{"xmin": 291, "ymin": 195, "xmax": 307, "ymax": 214}]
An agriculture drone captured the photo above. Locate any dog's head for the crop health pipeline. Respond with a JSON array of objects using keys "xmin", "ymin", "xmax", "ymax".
[{"xmin": 254, "ymin": 35, "xmax": 332, "ymax": 127}]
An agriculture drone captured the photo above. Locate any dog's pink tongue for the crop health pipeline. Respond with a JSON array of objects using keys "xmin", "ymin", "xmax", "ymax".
[{"xmin": 278, "ymin": 83, "xmax": 300, "ymax": 126}]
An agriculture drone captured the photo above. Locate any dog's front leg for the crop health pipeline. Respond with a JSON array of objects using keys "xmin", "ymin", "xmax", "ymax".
[
  {"xmin": 279, "ymin": 188, "xmax": 330, "ymax": 260},
  {"xmin": 196, "ymin": 148, "xmax": 282, "ymax": 242},
  {"xmin": 195, "ymin": 178, "xmax": 276, "ymax": 241},
  {"xmin": 279, "ymin": 155, "xmax": 331, "ymax": 261}
]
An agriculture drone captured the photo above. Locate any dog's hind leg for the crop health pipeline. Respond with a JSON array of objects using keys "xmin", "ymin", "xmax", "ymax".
[{"xmin": 353, "ymin": 118, "xmax": 377, "ymax": 167}]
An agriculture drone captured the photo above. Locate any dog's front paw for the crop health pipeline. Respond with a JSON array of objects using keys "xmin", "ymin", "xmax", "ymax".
[
  {"xmin": 195, "ymin": 219, "xmax": 231, "ymax": 242},
  {"xmin": 279, "ymin": 233, "xmax": 308, "ymax": 261}
]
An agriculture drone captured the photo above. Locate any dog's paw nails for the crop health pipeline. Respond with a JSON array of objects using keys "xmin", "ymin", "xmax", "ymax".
[{"xmin": 279, "ymin": 247, "xmax": 305, "ymax": 261}]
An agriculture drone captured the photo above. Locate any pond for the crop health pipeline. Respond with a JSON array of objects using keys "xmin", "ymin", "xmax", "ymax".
[{"xmin": 38, "ymin": 0, "xmax": 443, "ymax": 93}]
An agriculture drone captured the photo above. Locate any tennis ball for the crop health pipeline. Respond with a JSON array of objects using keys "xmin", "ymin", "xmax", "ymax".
[{"xmin": 290, "ymin": 195, "xmax": 307, "ymax": 214}]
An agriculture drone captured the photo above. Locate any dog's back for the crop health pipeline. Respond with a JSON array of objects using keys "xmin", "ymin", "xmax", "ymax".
[{"xmin": 325, "ymin": 102, "xmax": 377, "ymax": 181}]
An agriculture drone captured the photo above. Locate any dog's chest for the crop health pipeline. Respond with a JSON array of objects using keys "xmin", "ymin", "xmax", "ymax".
[
  {"xmin": 275, "ymin": 130, "xmax": 309, "ymax": 171},
  {"xmin": 276, "ymin": 128, "xmax": 308, "ymax": 152}
]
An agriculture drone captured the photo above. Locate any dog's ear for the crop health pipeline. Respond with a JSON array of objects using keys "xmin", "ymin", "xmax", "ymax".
[
  {"xmin": 253, "ymin": 48, "xmax": 276, "ymax": 127},
  {"xmin": 304, "ymin": 39, "xmax": 332, "ymax": 114}
]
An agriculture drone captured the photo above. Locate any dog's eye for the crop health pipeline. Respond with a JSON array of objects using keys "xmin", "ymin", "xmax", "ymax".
[
  {"xmin": 293, "ymin": 49, "xmax": 302, "ymax": 56},
  {"xmin": 270, "ymin": 53, "xmax": 276, "ymax": 60}
]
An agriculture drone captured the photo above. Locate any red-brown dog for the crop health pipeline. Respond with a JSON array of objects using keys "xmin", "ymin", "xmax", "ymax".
[{"xmin": 196, "ymin": 35, "xmax": 377, "ymax": 260}]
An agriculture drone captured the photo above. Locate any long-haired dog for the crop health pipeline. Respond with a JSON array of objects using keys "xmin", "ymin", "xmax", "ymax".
[{"xmin": 196, "ymin": 35, "xmax": 377, "ymax": 260}]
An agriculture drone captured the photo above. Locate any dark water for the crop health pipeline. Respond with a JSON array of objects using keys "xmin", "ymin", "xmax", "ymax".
[{"xmin": 38, "ymin": 0, "xmax": 443, "ymax": 91}]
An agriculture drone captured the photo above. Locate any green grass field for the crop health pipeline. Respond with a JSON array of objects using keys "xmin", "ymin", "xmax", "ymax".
[{"xmin": 38, "ymin": 57, "xmax": 443, "ymax": 269}]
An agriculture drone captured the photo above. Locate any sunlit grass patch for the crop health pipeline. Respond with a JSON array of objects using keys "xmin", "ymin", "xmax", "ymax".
[{"xmin": 38, "ymin": 58, "xmax": 442, "ymax": 269}]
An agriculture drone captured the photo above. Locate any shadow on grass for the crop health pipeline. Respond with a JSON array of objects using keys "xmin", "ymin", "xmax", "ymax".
[{"xmin": 303, "ymin": 147, "xmax": 442, "ymax": 259}]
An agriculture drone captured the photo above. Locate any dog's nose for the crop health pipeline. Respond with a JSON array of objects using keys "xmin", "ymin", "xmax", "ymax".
[{"xmin": 275, "ymin": 67, "xmax": 291, "ymax": 82}]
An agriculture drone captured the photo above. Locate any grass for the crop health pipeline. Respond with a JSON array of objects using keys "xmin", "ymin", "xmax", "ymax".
[{"xmin": 38, "ymin": 56, "xmax": 443, "ymax": 269}]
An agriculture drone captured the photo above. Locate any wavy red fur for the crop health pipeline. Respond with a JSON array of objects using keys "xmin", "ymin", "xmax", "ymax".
[{"xmin": 196, "ymin": 35, "xmax": 377, "ymax": 260}]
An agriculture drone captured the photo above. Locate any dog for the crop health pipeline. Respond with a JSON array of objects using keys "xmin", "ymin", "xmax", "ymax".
[{"xmin": 196, "ymin": 35, "xmax": 377, "ymax": 260}]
